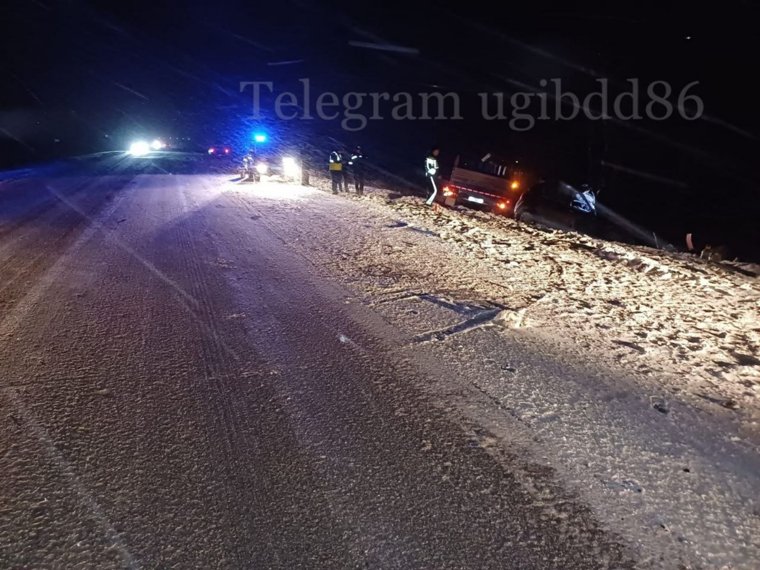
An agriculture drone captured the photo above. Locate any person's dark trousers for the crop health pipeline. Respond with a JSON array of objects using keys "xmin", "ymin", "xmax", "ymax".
[
  {"xmin": 354, "ymin": 171, "xmax": 365, "ymax": 195},
  {"xmin": 331, "ymin": 171, "xmax": 343, "ymax": 193}
]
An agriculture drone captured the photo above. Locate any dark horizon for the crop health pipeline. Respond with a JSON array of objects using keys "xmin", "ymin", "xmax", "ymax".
[{"xmin": 2, "ymin": 0, "xmax": 759, "ymax": 256}]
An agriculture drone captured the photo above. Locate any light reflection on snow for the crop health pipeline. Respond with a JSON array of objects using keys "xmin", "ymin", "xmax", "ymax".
[{"xmin": 235, "ymin": 181, "xmax": 318, "ymax": 201}]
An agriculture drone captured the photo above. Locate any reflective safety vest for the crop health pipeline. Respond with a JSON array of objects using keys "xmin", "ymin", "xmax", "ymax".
[
  {"xmin": 425, "ymin": 155, "xmax": 439, "ymax": 177},
  {"xmin": 329, "ymin": 151, "xmax": 343, "ymax": 171}
]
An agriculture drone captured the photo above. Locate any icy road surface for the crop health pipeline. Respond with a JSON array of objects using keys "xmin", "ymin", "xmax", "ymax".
[{"xmin": 0, "ymin": 162, "xmax": 758, "ymax": 569}]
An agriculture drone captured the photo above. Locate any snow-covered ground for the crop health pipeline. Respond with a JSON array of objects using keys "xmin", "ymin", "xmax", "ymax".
[
  {"xmin": 1, "ymin": 165, "xmax": 758, "ymax": 568},
  {"xmin": 239, "ymin": 175, "xmax": 760, "ymax": 569},
  {"xmin": 306, "ymin": 178, "xmax": 760, "ymax": 431}
]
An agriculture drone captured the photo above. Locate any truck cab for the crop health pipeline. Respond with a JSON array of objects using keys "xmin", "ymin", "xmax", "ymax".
[{"xmin": 438, "ymin": 153, "xmax": 528, "ymax": 216}]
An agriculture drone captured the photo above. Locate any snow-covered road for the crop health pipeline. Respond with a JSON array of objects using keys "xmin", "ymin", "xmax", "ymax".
[{"xmin": 0, "ymin": 162, "xmax": 758, "ymax": 568}]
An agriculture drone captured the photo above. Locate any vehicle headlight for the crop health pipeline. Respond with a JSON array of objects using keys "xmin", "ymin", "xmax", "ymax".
[
  {"xmin": 151, "ymin": 139, "xmax": 166, "ymax": 150},
  {"xmin": 282, "ymin": 156, "xmax": 300, "ymax": 178},
  {"xmin": 128, "ymin": 141, "xmax": 150, "ymax": 156},
  {"xmin": 256, "ymin": 162, "xmax": 269, "ymax": 175}
]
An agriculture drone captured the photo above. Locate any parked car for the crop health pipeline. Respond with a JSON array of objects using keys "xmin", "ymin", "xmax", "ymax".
[
  {"xmin": 239, "ymin": 151, "xmax": 302, "ymax": 183},
  {"xmin": 207, "ymin": 144, "xmax": 233, "ymax": 157}
]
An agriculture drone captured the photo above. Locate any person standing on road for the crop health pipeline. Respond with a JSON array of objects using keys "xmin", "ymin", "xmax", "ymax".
[
  {"xmin": 425, "ymin": 147, "xmax": 440, "ymax": 206},
  {"xmin": 242, "ymin": 148, "xmax": 257, "ymax": 182},
  {"xmin": 341, "ymin": 149, "xmax": 351, "ymax": 192},
  {"xmin": 348, "ymin": 146, "xmax": 366, "ymax": 195},
  {"xmin": 329, "ymin": 150, "xmax": 344, "ymax": 194}
]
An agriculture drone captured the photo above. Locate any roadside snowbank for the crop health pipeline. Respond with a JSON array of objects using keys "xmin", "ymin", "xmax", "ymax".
[{"xmin": 311, "ymin": 178, "xmax": 760, "ymax": 424}]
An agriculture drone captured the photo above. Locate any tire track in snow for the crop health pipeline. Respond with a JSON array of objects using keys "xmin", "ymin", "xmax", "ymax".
[
  {"xmin": 172, "ymin": 179, "xmax": 294, "ymax": 563},
  {"xmin": 0, "ymin": 185, "xmax": 139, "ymax": 568},
  {"xmin": 0, "ymin": 179, "xmax": 124, "ymax": 306},
  {"xmin": 173, "ymin": 184, "xmax": 253, "ymax": 464},
  {"xmin": 0, "ymin": 387, "xmax": 139, "ymax": 570}
]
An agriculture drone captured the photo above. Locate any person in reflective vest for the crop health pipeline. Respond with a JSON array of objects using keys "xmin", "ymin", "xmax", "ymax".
[
  {"xmin": 348, "ymin": 146, "xmax": 366, "ymax": 195},
  {"xmin": 425, "ymin": 147, "xmax": 440, "ymax": 206},
  {"xmin": 329, "ymin": 150, "xmax": 344, "ymax": 194}
]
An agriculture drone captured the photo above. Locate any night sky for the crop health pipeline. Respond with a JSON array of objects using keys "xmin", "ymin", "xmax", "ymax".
[{"xmin": 2, "ymin": 0, "xmax": 759, "ymax": 255}]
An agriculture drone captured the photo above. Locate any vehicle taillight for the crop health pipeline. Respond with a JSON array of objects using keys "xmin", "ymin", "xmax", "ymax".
[
  {"xmin": 510, "ymin": 181, "xmax": 520, "ymax": 190},
  {"xmin": 497, "ymin": 201, "xmax": 508, "ymax": 210},
  {"xmin": 443, "ymin": 186, "xmax": 454, "ymax": 197}
]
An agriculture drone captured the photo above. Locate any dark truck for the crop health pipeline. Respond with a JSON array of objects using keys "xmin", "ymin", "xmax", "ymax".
[
  {"xmin": 514, "ymin": 180, "xmax": 598, "ymax": 231},
  {"xmin": 514, "ymin": 180, "xmax": 659, "ymax": 246},
  {"xmin": 437, "ymin": 154, "xmax": 528, "ymax": 216}
]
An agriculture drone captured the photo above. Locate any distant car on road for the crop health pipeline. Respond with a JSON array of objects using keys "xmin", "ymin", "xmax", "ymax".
[{"xmin": 207, "ymin": 145, "xmax": 232, "ymax": 157}]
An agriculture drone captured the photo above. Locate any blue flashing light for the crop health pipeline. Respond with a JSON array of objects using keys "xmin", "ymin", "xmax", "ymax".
[{"xmin": 253, "ymin": 133, "xmax": 267, "ymax": 143}]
